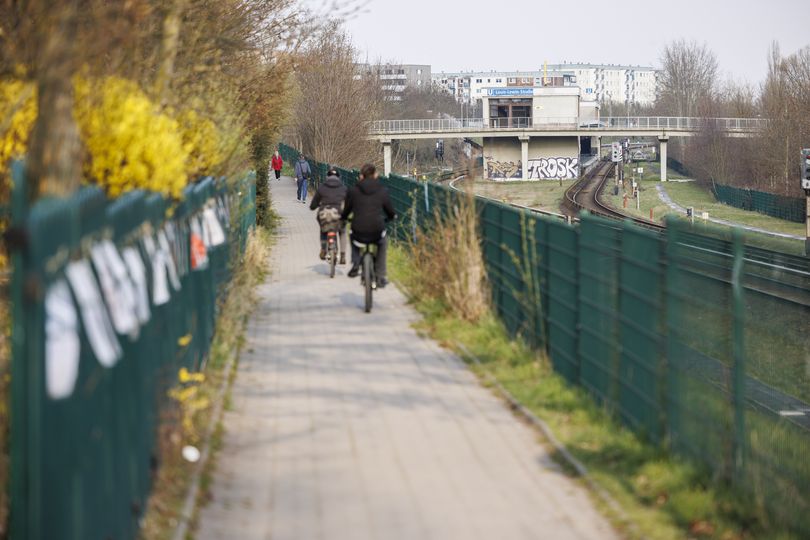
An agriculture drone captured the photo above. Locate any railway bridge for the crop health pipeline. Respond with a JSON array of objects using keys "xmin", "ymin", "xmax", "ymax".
[{"xmin": 369, "ymin": 116, "xmax": 766, "ymax": 181}]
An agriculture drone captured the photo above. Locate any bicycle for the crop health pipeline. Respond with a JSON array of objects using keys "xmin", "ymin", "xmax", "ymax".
[
  {"xmin": 325, "ymin": 227, "xmax": 339, "ymax": 278},
  {"xmin": 352, "ymin": 230, "xmax": 385, "ymax": 313}
]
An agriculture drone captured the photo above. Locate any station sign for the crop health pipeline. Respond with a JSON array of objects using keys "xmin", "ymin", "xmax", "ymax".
[
  {"xmin": 487, "ymin": 88, "xmax": 534, "ymax": 97},
  {"xmin": 802, "ymin": 149, "xmax": 810, "ymax": 190}
]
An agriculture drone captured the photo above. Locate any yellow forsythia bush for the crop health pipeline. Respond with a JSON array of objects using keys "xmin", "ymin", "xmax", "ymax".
[
  {"xmin": 74, "ymin": 76, "xmax": 190, "ymax": 199},
  {"xmin": 1, "ymin": 76, "xmax": 225, "ymax": 200},
  {"xmin": 0, "ymin": 80, "xmax": 36, "ymax": 180},
  {"xmin": 177, "ymin": 109, "xmax": 223, "ymax": 178}
]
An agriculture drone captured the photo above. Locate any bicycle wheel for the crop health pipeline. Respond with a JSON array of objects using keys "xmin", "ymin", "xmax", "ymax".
[
  {"xmin": 329, "ymin": 244, "xmax": 336, "ymax": 278},
  {"xmin": 363, "ymin": 252, "xmax": 373, "ymax": 313}
]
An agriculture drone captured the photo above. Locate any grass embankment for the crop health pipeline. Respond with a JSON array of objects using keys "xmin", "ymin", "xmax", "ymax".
[
  {"xmin": 139, "ymin": 224, "xmax": 274, "ymax": 539},
  {"xmin": 601, "ymin": 163, "xmax": 806, "ymax": 255},
  {"xmin": 389, "ymin": 244, "xmax": 799, "ymax": 540},
  {"xmin": 469, "ymin": 178, "xmax": 575, "ymax": 213}
]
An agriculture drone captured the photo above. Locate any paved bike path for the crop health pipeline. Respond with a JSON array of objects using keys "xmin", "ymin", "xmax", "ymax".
[{"xmin": 196, "ymin": 176, "xmax": 618, "ymax": 540}]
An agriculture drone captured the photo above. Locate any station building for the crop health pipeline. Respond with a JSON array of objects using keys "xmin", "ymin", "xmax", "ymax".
[{"xmin": 480, "ymin": 86, "xmax": 594, "ymax": 181}]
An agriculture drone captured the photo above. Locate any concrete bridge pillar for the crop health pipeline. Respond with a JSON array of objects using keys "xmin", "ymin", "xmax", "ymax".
[
  {"xmin": 658, "ymin": 136, "xmax": 669, "ymax": 182},
  {"xmin": 520, "ymin": 136, "xmax": 530, "ymax": 180},
  {"xmin": 382, "ymin": 139, "xmax": 392, "ymax": 177},
  {"xmin": 596, "ymin": 136, "xmax": 602, "ymax": 159}
]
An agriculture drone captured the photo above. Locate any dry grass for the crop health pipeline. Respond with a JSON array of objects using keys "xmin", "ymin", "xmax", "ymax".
[
  {"xmin": 138, "ymin": 228, "xmax": 271, "ymax": 540},
  {"xmin": 405, "ymin": 185, "xmax": 488, "ymax": 322}
]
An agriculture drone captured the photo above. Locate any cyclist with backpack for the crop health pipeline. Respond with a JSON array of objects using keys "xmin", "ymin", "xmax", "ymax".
[
  {"xmin": 310, "ymin": 168, "xmax": 348, "ymax": 264},
  {"xmin": 341, "ymin": 163, "xmax": 396, "ymax": 288}
]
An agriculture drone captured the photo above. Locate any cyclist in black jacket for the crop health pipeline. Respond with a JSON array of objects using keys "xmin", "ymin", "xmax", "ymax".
[{"xmin": 341, "ymin": 163, "xmax": 396, "ymax": 287}]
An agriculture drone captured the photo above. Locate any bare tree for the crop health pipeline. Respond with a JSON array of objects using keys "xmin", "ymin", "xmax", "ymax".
[
  {"xmin": 657, "ymin": 39, "xmax": 719, "ymax": 118},
  {"xmin": 285, "ymin": 21, "xmax": 384, "ymax": 168},
  {"xmin": 757, "ymin": 42, "xmax": 810, "ymax": 195}
]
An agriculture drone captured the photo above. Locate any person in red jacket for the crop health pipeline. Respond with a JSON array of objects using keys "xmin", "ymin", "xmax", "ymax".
[{"xmin": 271, "ymin": 150, "xmax": 283, "ymax": 181}]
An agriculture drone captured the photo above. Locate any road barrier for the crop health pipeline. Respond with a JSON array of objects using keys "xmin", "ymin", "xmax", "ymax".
[
  {"xmin": 283, "ymin": 143, "xmax": 810, "ymax": 536},
  {"xmin": 7, "ymin": 163, "xmax": 256, "ymax": 540}
]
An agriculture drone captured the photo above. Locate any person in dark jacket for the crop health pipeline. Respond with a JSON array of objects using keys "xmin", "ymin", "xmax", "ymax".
[
  {"xmin": 340, "ymin": 163, "xmax": 396, "ymax": 287},
  {"xmin": 310, "ymin": 168, "xmax": 348, "ymax": 264},
  {"xmin": 271, "ymin": 150, "xmax": 283, "ymax": 180},
  {"xmin": 293, "ymin": 154, "xmax": 312, "ymax": 203}
]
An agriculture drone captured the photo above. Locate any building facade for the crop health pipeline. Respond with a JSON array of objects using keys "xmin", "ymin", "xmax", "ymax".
[
  {"xmin": 480, "ymin": 86, "xmax": 582, "ymax": 181},
  {"xmin": 432, "ymin": 70, "xmax": 578, "ymax": 105},
  {"xmin": 359, "ymin": 63, "xmax": 431, "ymax": 101},
  {"xmin": 433, "ymin": 64, "xmax": 658, "ymax": 108},
  {"xmin": 546, "ymin": 63, "xmax": 658, "ymax": 107}
]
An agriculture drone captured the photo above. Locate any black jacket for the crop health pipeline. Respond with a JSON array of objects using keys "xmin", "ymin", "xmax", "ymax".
[
  {"xmin": 310, "ymin": 175, "xmax": 347, "ymax": 210},
  {"xmin": 341, "ymin": 178, "xmax": 396, "ymax": 242}
]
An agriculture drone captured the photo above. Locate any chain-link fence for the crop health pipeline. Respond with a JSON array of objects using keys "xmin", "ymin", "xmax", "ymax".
[
  {"xmin": 7, "ymin": 162, "xmax": 256, "ymax": 540},
  {"xmin": 713, "ymin": 183, "xmax": 806, "ymax": 223}
]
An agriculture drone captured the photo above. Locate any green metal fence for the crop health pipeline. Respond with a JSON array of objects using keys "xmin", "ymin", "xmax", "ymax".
[
  {"xmin": 287, "ymin": 145, "xmax": 810, "ymax": 536},
  {"xmin": 713, "ymin": 183, "xmax": 806, "ymax": 223},
  {"xmin": 8, "ymin": 163, "xmax": 256, "ymax": 540}
]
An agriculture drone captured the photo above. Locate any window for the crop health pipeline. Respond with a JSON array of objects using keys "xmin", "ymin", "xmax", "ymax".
[
  {"xmin": 417, "ymin": 80, "xmax": 422, "ymax": 86},
  {"xmin": 476, "ymin": 78, "xmax": 482, "ymax": 83},
  {"xmin": 496, "ymin": 78, "xmax": 502, "ymax": 83},
  {"xmin": 487, "ymin": 78, "xmax": 491, "ymax": 83},
  {"xmin": 417, "ymin": 69, "xmax": 422, "ymax": 75}
]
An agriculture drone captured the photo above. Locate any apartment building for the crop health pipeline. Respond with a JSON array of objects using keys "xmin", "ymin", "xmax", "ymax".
[
  {"xmin": 434, "ymin": 63, "xmax": 658, "ymax": 108},
  {"xmin": 358, "ymin": 63, "xmax": 431, "ymax": 101}
]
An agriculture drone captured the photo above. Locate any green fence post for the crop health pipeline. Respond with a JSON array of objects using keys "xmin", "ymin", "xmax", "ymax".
[
  {"xmin": 730, "ymin": 228, "xmax": 746, "ymax": 481},
  {"xmin": 9, "ymin": 161, "xmax": 30, "ymax": 540}
]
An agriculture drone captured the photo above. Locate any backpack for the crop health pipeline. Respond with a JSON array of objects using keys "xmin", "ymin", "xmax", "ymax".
[{"xmin": 316, "ymin": 206, "xmax": 341, "ymax": 232}]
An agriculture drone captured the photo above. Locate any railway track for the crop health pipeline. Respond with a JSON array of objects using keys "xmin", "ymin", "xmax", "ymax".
[{"xmin": 562, "ymin": 159, "xmax": 663, "ymax": 230}]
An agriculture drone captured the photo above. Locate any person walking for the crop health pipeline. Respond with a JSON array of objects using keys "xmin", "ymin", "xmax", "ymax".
[
  {"xmin": 310, "ymin": 168, "xmax": 348, "ymax": 264},
  {"xmin": 271, "ymin": 150, "xmax": 283, "ymax": 181},
  {"xmin": 294, "ymin": 154, "xmax": 312, "ymax": 203}
]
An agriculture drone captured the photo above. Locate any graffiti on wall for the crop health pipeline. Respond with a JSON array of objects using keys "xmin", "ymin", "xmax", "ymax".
[
  {"xmin": 527, "ymin": 157, "xmax": 579, "ymax": 180},
  {"xmin": 485, "ymin": 157, "xmax": 522, "ymax": 179}
]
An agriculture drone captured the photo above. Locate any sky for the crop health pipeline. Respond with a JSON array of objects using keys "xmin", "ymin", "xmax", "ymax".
[{"xmin": 330, "ymin": 0, "xmax": 808, "ymax": 84}]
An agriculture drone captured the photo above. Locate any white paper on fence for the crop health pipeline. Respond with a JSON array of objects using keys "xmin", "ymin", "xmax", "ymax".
[
  {"xmin": 204, "ymin": 207, "xmax": 226, "ymax": 246},
  {"xmin": 91, "ymin": 242, "xmax": 138, "ymax": 337},
  {"xmin": 144, "ymin": 233, "xmax": 170, "ymax": 305},
  {"xmin": 65, "ymin": 259, "xmax": 121, "ymax": 367},
  {"xmin": 164, "ymin": 221, "xmax": 187, "ymax": 278},
  {"xmin": 152, "ymin": 252, "xmax": 171, "ymax": 306},
  {"xmin": 122, "ymin": 247, "xmax": 151, "ymax": 324},
  {"xmin": 198, "ymin": 213, "xmax": 212, "ymax": 248},
  {"xmin": 45, "ymin": 279, "xmax": 81, "ymax": 400},
  {"xmin": 142, "ymin": 234, "xmax": 157, "ymax": 258},
  {"xmin": 101, "ymin": 240, "xmax": 140, "ymax": 338},
  {"xmin": 158, "ymin": 229, "xmax": 181, "ymax": 291}
]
